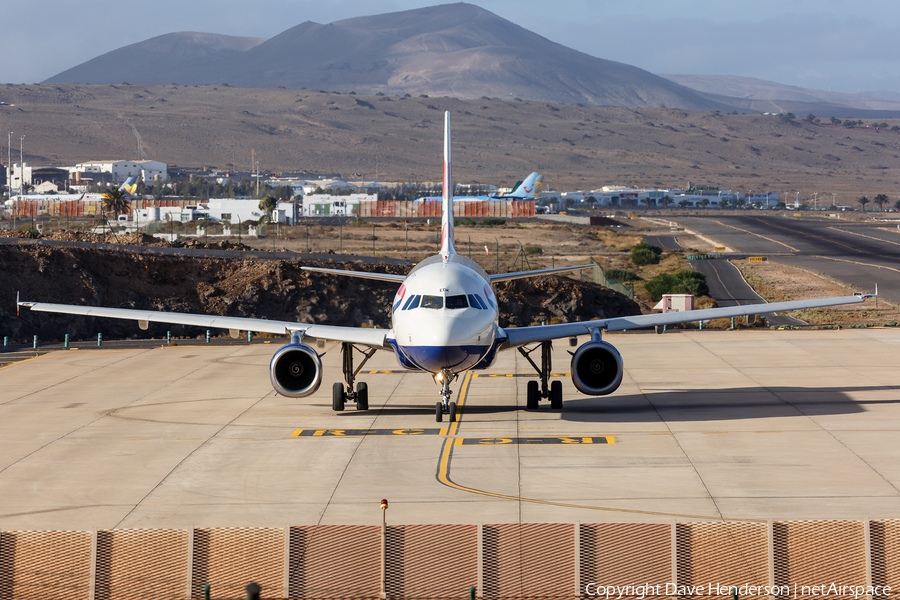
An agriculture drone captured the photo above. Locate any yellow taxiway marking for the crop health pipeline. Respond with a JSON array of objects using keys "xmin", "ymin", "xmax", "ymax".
[
  {"xmin": 291, "ymin": 428, "xmax": 448, "ymax": 437},
  {"xmin": 805, "ymin": 254, "xmax": 900, "ymax": 275},
  {"xmin": 455, "ymin": 436, "xmax": 613, "ymax": 446},
  {"xmin": 474, "ymin": 373, "xmax": 570, "ymax": 378},
  {"xmin": 435, "ymin": 374, "xmax": 763, "ymax": 522},
  {"xmin": 711, "ymin": 219, "xmax": 797, "ymax": 252},
  {"xmin": 828, "ymin": 226, "xmax": 900, "ymax": 249}
]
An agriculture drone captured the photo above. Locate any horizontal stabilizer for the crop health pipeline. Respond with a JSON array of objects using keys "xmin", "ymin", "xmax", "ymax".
[
  {"xmin": 301, "ymin": 266, "xmax": 406, "ymax": 283},
  {"xmin": 489, "ymin": 264, "xmax": 594, "ymax": 283}
]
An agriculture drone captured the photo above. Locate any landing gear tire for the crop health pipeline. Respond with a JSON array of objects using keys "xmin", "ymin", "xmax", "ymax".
[
  {"xmin": 435, "ymin": 401, "xmax": 444, "ymax": 423},
  {"xmin": 356, "ymin": 382, "xmax": 368, "ymax": 411},
  {"xmin": 550, "ymin": 380, "xmax": 563, "ymax": 410},
  {"xmin": 449, "ymin": 401, "xmax": 457, "ymax": 423},
  {"xmin": 526, "ymin": 380, "xmax": 540, "ymax": 410},
  {"xmin": 332, "ymin": 382, "xmax": 345, "ymax": 412}
]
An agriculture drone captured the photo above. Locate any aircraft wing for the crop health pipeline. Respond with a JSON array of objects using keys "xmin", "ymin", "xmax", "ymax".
[
  {"xmin": 301, "ymin": 266, "xmax": 406, "ymax": 283},
  {"xmin": 18, "ymin": 302, "xmax": 390, "ymax": 348},
  {"xmin": 501, "ymin": 294, "xmax": 872, "ymax": 348},
  {"xmin": 489, "ymin": 264, "xmax": 594, "ymax": 283}
]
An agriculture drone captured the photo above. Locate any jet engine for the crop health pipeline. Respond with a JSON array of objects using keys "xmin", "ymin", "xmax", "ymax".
[
  {"xmin": 570, "ymin": 340, "xmax": 623, "ymax": 396},
  {"xmin": 269, "ymin": 341, "xmax": 323, "ymax": 398}
]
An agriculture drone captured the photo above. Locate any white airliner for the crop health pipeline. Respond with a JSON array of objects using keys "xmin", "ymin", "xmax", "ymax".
[{"xmin": 19, "ymin": 112, "xmax": 874, "ymax": 422}]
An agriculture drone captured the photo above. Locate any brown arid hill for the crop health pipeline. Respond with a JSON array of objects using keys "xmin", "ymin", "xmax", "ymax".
[
  {"xmin": 43, "ymin": 3, "xmax": 726, "ymax": 111},
  {"xmin": 0, "ymin": 245, "xmax": 640, "ymax": 342},
  {"xmin": 2, "ymin": 83, "xmax": 900, "ymax": 198}
]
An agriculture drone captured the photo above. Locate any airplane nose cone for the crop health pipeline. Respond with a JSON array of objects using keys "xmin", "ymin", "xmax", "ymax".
[{"xmin": 401, "ymin": 317, "xmax": 481, "ymax": 372}]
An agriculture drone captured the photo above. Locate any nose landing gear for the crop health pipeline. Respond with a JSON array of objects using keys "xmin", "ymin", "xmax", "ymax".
[{"xmin": 434, "ymin": 369, "xmax": 458, "ymax": 423}]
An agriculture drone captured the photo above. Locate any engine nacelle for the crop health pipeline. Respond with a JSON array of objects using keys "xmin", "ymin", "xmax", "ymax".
[
  {"xmin": 570, "ymin": 340, "xmax": 624, "ymax": 396},
  {"xmin": 269, "ymin": 343, "xmax": 323, "ymax": 398}
]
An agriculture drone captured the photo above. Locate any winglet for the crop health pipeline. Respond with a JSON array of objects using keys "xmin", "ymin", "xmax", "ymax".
[{"xmin": 440, "ymin": 111, "xmax": 456, "ymax": 259}]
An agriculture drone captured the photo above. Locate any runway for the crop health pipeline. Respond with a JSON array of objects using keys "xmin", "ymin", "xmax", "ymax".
[
  {"xmin": 3, "ymin": 330, "xmax": 900, "ymax": 531},
  {"xmin": 673, "ymin": 214, "xmax": 900, "ymax": 303}
]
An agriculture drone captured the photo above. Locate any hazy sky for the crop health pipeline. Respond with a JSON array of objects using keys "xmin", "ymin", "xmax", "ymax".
[{"xmin": 3, "ymin": 0, "xmax": 899, "ymax": 94}]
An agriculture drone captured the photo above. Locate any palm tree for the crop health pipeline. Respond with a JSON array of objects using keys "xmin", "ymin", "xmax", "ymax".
[
  {"xmin": 102, "ymin": 186, "xmax": 130, "ymax": 219},
  {"xmin": 874, "ymin": 194, "xmax": 889, "ymax": 211},
  {"xmin": 700, "ymin": 198, "xmax": 710, "ymax": 209},
  {"xmin": 857, "ymin": 196, "xmax": 870, "ymax": 211},
  {"xmin": 660, "ymin": 195, "xmax": 673, "ymax": 209},
  {"xmin": 258, "ymin": 195, "xmax": 278, "ymax": 223}
]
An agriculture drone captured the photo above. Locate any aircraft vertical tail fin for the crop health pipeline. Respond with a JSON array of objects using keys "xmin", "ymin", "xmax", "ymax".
[
  {"xmin": 119, "ymin": 176, "xmax": 139, "ymax": 195},
  {"xmin": 440, "ymin": 111, "xmax": 456, "ymax": 258},
  {"xmin": 506, "ymin": 172, "xmax": 543, "ymax": 199}
]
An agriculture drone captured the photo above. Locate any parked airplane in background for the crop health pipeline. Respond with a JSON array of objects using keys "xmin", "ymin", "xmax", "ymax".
[
  {"xmin": 414, "ymin": 172, "xmax": 543, "ymax": 203},
  {"xmin": 118, "ymin": 176, "xmax": 139, "ymax": 196},
  {"xmin": 19, "ymin": 112, "xmax": 875, "ymax": 422}
]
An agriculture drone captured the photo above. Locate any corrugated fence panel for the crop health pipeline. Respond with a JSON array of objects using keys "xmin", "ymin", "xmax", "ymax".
[
  {"xmin": 289, "ymin": 525, "xmax": 380, "ymax": 599},
  {"xmin": 581, "ymin": 523, "xmax": 670, "ymax": 598},
  {"xmin": 676, "ymin": 522, "xmax": 768, "ymax": 598},
  {"xmin": 95, "ymin": 528, "xmax": 187, "ymax": 600},
  {"xmin": 191, "ymin": 528, "xmax": 283, "ymax": 600},
  {"xmin": 773, "ymin": 520, "xmax": 866, "ymax": 598},
  {"xmin": 385, "ymin": 524, "xmax": 477, "ymax": 599},
  {"xmin": 870, "ymin": 520, "xmax": 900, "ymax": 597},
  {"xmin": 0, "ymin": 530, "xmax": 92, "ymax": 600},
  {"xmin": 483, "ymin": 523, "xmax": 574, "ymax": 599}
]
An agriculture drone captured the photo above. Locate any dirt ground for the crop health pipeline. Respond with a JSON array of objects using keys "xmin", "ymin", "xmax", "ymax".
[
  {"xmin": 732, "ymin": 259, "xmax": 899, "ymax": 327},
  {"xmin": 0, "ymin": 242, "xmax": 641, "ymax": 343},
  {"xmin": 3, "ymin": 84, "xmax": 900, "ymax": 198}
]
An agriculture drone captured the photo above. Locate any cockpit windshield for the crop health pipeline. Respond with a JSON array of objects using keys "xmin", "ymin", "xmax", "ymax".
[
  {"xmin": 421, "ymin": 295, "xmax": 444, "ymax": 309},
  {"xmin": 445, "ymin": 295, "xmax": 469, "ymax": 310}
]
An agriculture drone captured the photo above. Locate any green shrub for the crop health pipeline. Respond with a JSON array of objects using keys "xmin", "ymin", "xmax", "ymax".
[
  {"xmin": 604, "ymin": 268, "xmax": 640, "ymax": 282},
  {"xmin": 481, "ymin": 217, "xmax": 506, "ymax": 226},
  {"xmin": 524, "ymin": 244, "xmax": 543, "ymax": 255},
  {"xmin": 631, "ymin": 247, "xmax": 659, "ymax": 266},
  {"xmin": 631, "ymin": 241, "xmax": 663, "ymax": 266},
  {"xmin": 645, "ymin": 271, "xmax": 710, "ymax": 302}
]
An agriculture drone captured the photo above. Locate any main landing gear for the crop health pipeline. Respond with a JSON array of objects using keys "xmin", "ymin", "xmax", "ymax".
[
  {"xmin": 332, "ymin": 342, "xmax": 377, "ymax": 412},
  {"xmin": 518, "ymin": 340, "xmax": 563, "ymax": 411},
  {"xmin": 435, "ymin": 368, "xmax": 458, "ymax": 423}
]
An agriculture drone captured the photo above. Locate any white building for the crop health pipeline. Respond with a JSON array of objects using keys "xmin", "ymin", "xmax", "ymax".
[
  {"xmin": 131, "ymin": 198, "xmax": 302, "ymax": 226},
  {"xmin": 302, "ymin": 194, "xmax": 377, "ymax": 217},
  {"xmin": 7, "ymin": 163, "xmax": 32, "ymax": 192},
  {"xmin": 72, "ymin": 160, "xmax": 168, "ymax": 183}
]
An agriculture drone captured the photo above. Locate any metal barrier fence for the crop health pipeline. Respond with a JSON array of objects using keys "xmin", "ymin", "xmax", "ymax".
[
  {"xmin": 1, "ymin": 520, "xmax": 897, "ymax": 599},
  {"xmin": 582, "ymin": 259, "xmax": 635, "ymax": 299}
]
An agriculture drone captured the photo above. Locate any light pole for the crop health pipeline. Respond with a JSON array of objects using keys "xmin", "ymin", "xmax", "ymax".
[
  {"xmin": 6, "ymin": 132, "xmax": 11, "ymax": 202},
  {"xmin": 19, "ymin": 134, "xmax": 25, "ymax": 198}
]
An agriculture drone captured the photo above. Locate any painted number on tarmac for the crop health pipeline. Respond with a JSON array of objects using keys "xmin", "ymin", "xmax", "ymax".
[
  {"xmin": 455, "ymin": 436, "xmax": 614, "ymax": 445},
  {"xmin": 291, "ymin": 428, "xmax": 447, "ymax": 437}
]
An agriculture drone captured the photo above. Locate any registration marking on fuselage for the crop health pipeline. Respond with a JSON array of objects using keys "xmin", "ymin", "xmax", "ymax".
[
  {"xmin": 291, "ymin": 428, "xmax": 448, "ymax": 437},
  {"xmin": 455, "ymin": 436, "xmax": 614, "ymax": 445}
]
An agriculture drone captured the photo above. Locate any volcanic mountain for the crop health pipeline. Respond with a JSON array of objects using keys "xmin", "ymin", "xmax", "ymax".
[{"xmin": 44, "ymin": 3, "xmax": 729, "ymax": 110}]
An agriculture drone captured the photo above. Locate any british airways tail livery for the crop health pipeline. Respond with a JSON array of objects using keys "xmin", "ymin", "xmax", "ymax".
[{"xmin": 19, "ymin": 111, "xmax": 875, "ymax": 422}]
